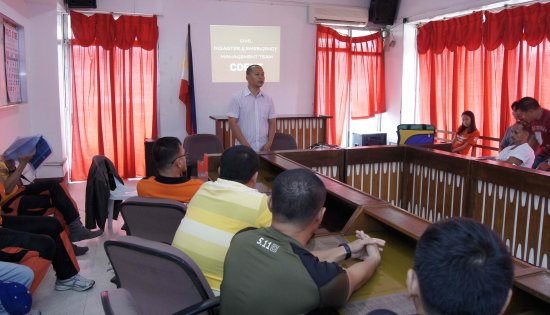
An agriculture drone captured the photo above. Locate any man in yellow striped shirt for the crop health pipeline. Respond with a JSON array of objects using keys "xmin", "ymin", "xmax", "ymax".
[{"xmin": 171, "ymin": 145, "xmax": 271, "ymax": 293}]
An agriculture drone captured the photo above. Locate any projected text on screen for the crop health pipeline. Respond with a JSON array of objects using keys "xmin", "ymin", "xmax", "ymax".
[{"xmin": 210, "ymin": 25, "xmax": 280, "ymax": 83}]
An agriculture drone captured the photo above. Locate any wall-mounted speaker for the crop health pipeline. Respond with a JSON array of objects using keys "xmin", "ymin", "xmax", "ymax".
[
  {"xmin": 369, "ymin": 0, "xmax": 400, "ymax": 26},
  {"xmin": 65, "ymin": 0, "xmax": 97, "ymax": 9}
]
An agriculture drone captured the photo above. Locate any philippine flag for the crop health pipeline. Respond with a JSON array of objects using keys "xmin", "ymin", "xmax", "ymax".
[{"xmin": 179, "ymin": 24, "xmax": 197, "ymax": 135}]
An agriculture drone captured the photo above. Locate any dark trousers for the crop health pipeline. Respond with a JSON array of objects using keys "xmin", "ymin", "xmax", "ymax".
[
  {"xmin": 0, "ymin": 215, "xmax": 78, "ymax": 280},
  {"xmin": 3, "ymin": 180, "xmax": 79, "ymax": 224}
]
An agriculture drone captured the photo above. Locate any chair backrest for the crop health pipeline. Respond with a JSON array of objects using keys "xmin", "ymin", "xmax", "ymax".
[
  {"xmin": 104, "ymin": 236, "xmax": 215, "ymax": 315},
  {"xmin": 121, "ymin": 196, "xmax": 187, "ymax": 244},
  {"xmin": 183, "ymin": 134, "xmax": 223, "ymax": 177},
  {"xmin": 183, "ymin": 134, "xmax": 224, "ymax": 165},
  {"xmin": 271, "ymin": 132, "xmax": 298, "ymax": 151}
]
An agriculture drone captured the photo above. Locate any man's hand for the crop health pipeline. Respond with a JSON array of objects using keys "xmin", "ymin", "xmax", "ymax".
[
  {"xmin": 537, "ymin": 159, "xmax": 550, "ymax": 171},
  {"xmin": 260, "ymin": 143, "xmax": 272, "ymax": 152},
  {"xmin": 19, "ymin": 154, "xmax": 33, "ymax": 165},
  {"xmin": 347, "ymin": 230, "xmax": 385, "ymax": 260}
]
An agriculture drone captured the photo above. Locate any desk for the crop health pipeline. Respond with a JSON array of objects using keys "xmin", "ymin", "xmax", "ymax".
[
  {"xmin": 206, "ymin": 149, "xmax": 550, "ymax": 313},
  {"xmin": 307, "ymin": 231, "xmax": 416, "ymax": 315}
]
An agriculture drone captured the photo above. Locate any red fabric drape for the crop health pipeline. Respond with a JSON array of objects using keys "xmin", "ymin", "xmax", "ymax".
[
  {"xmin": 417, "ymin": 3, "xmax": 550, "ymax": 156},
  {"xmin": 314, "ymin": 25, "xmax": 386, "ymax": 146},
  {"xmin": 70, "ymin": 11, "xmax": 158, "ymax": 181}
]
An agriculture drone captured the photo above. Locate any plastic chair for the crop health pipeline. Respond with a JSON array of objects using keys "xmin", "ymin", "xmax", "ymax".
[
  {"xmin": 103, "ymin": 236, "xmax": 219, "ymax": 315},
  {"xmin": 107, "ymin": 178, "xmax": 137, "ymax": 229},
  {"xmin": 183, "ymin": 134, "xmax": 223, "ymax": 177},
  {"xmin": 271, "ymin": 133, "xmax": 298, "ymax": 151},
  {"xmin": 120, "ymin": 196, "xmax": 187, "ymax": 244}
]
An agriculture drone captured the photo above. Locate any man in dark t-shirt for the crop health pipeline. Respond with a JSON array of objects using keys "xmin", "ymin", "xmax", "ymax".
[
  {"xmin": 221, "ymin": 169, "xmax": 385, "ymax": 315},
  {"xmin": 513, "ymin": 97, "xmax": 550, "ymax": 170}
]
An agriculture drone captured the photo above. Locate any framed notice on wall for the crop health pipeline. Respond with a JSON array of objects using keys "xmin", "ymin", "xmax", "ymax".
[
  {"xmin": 0, "ymin": 24, "xmax": 6, "ymax": 106},
  {"xmin": 0, "ymin": 13, "xmax": 25, "ymax": 107},
  {"xmin": 4, "ymin": 22, "xmax": 20, "ymax": 103}
]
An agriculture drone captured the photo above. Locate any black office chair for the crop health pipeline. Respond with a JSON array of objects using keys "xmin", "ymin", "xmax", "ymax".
[
  {"xmin": 103, "ymin": 236, "xmax": 219, "ymax": 315},
  {"xmin": 121, "ymin": 196, "xmax": 187, "ymax": 244},
  {"xmin": 183, "ymin": 134, "xmax": 223, "ymax": 177},
  {"xmin": 271, "ymin": 133, "xmax": 298, "ymax": 151}
]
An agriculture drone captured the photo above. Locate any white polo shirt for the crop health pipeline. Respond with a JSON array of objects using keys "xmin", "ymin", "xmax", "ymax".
[
  {"xmin": 496, "ymin": 143, "xmax": 535, "ymax": 168},
  {"xmin": 227, "ymin": 87, "xmax": 276, "ymax": 152}
]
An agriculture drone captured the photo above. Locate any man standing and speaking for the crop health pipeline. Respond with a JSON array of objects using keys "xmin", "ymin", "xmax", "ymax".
[{"xmin": 227, "ymin": 65, "xmax": 276, "ymax": 152}]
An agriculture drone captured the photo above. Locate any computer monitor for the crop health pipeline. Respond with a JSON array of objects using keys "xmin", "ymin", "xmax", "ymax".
[{"xmin": 352, "ymin": 133, "xmax": 387, "ymax": 147}]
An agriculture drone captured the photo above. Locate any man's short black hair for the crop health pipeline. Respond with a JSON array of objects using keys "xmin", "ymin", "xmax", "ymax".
[
  {"xmin": 415, "ymin": 217, "xmax": 513, "ymax": 315},
  {"xmin": 271, "ymin": 169, "xmax": 326, "ymax": 227},
  {"xmin": 246, "ymin": 64, "xmax": 261, "ymax": 75},
  {"xmin": 153, "ymin": 137, "xmax": 182, "ymax": 172},
  {"xmin": 512, "ymin": 97, "xmax": 540, "ymax": 112},
  {"xmin": 219, "ymin": 145, "xmax": 259, "ymax": 184}
]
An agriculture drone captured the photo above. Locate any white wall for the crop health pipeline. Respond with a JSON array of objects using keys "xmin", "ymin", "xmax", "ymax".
[
  {"xmin": 0, "ymin": 0, "xmax": 34, "ymax": 151},
  {"xmin": 0, "ymin": 0, "xmax": 516, "ymax": 177},
  {"xmin": 92, "ymin": 0, "xmax": 366, "ymax": 139}
]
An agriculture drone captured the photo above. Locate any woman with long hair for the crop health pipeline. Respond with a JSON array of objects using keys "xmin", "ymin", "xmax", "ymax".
[{"xmin": 451, "ymin": 111, "xmax": 480, "ymax": 155}]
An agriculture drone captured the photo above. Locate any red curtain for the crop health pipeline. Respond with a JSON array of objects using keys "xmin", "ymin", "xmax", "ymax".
[
  {"xmin": 70, "ymin": 11, "xmax": 158, "ymax": 181},
  {"xmin": 417, "ymin": 3, "xmax": 550, "ymax": 155},
  {"xmin": 314, "ymin": 25, "xmax": 386, "ymax": 146}
]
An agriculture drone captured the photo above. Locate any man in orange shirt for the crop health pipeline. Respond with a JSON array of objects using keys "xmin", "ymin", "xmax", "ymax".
[{"xmin": 137, "ymin": 137, "xmax": 204, "ymax": 203}]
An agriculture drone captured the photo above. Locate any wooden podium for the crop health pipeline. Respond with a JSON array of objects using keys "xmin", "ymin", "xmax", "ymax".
[{"xmin": 209, "ymin": 114, "xmax": 331, "ymax": 150}]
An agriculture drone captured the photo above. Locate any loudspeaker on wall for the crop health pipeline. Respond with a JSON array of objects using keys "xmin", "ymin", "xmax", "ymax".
[{"xmin": 369, "ymin": 0, "xmax": 400, "ymax": 26}]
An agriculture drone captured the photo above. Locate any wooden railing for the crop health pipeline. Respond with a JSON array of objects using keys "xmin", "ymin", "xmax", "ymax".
[
  {"xmin": 435, "ymin": 129, "xmax": 501, "ymax": 156},
  {"xmin": 209, "ymin": 115, "xmax": 331, "ymax": 150}
]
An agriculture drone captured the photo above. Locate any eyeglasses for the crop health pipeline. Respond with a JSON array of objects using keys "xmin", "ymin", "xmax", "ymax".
[{"xmin": 171, "ymin": 154, "xmax": 186, "ymax": 164}]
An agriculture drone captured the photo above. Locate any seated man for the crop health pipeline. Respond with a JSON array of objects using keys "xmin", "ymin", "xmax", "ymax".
[
  {"xmin": 172, "ymin": 145, "xmax": 272, "ymax": 293},
  {"xmin": 0, "ymin": 155, "xmax": 102, "ymax": 255},
  {"xmin": 370, "ymin": 218, "xmax": 513, "ymax": 315},
  {"xmin": 481, "ymin": 122, "xmax": 535, "ymax": 168},
  {"xmin": 137, "ymin": 137, "xmax": 204, "ymax": 203},
  {"xmin": 499, "ymin": 103, "xmax": 518, "ymax": 151},
  {"xmin": 221, "ymin": 169, "xmax": 385, "ymax": 314},
  {"xmin": 0, "ymin": 214, "xmax": 95, "ymax": 293}
]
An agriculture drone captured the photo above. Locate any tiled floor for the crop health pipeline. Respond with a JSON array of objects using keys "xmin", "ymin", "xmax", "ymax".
[{"xmin": 32, "ymin": 180, "xmax": 137, "ymax": 315}]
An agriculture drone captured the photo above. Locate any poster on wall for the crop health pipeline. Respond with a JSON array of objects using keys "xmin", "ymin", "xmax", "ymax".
[
  {"xmin": 4, "ymin": 22, "xmax": 21, "ymax": 103},
  {"xmin": 210, "ymin": 25, "xmax": 280, "ymax": 83},
  {"xmin": 0, "ymin": 23, "xmax": 7, "ymax": 106}
]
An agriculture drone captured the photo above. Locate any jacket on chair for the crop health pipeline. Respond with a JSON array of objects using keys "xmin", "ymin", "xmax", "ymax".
[{"xmin": 85, "ymin": 156, "xmax": 123, "ymax": 230}]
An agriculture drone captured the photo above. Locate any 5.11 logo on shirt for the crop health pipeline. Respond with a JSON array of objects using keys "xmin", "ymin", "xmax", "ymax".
[{"xmin": 256, "ymin": 237, "xmax": 279, "ymax": 253}]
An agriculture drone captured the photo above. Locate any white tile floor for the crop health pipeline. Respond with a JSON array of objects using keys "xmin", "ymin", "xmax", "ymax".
[{"xmin": 32, "ymin": 180, "xmax": 136, "ymax": 315}]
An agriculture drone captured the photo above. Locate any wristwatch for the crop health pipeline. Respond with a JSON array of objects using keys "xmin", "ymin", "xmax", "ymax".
[{"xmin": 339, "ymin": 243, "xmax": 352, "ymax": 260}]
